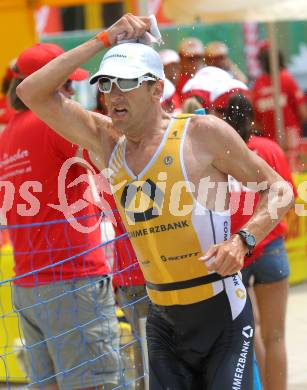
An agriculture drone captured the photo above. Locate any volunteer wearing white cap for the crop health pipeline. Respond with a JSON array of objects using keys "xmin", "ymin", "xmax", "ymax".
[
  {"xmin": 17, "ymin": 13, "xmax": 293, "ymax": 390},
  {"xmin": 180, "ymin": 66, "xmax": 233, "ymax": 111}
]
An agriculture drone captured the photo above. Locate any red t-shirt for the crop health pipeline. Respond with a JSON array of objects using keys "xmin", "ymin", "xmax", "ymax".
[
  {"xmin": 252, "ymin": 70, "xmax": 305, "ymax": 148},
  {"xmin": 230, "ymin": 135, "xmax": 297, "ymax": 267},
  {"xmin": 82, "ymin": 149, "xmax": 145, "ymax": 286},
  {"xmin": 0, "ymin": 111, "xmax": 109, "ymax": 286}
]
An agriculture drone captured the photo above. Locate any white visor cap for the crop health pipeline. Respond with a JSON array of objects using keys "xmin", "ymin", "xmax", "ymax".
[{"xmin": 90, "ymin": 42, "xmax": 165, "ymax": 84}]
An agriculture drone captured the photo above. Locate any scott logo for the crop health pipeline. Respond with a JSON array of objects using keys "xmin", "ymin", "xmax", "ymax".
[{"xmin": 242, "ymin": 325, "xmax": 254, "ymax": 339}]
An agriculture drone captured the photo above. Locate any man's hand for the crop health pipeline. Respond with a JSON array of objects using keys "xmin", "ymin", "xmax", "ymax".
[
  {"xmin": 107, "ymin": 14, "xmax": 151, "ymax": 45},
  {"xmin": 199, "ymin": 235, "xmax": 248, "ymax": 276}
]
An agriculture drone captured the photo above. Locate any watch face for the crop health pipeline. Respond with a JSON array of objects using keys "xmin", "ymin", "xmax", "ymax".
[{"xmin": 246, "ymin": 235, "xmax": 256, "ymax": 247}]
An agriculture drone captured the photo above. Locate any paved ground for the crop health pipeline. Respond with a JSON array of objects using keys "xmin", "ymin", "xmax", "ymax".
[
  {"xmin": 287, "ymin": 283, "xmax": 307, "ymax": 390},
  {"xmin": 1, "ymin": 283, "xmax": 306, "ymax": 389}
]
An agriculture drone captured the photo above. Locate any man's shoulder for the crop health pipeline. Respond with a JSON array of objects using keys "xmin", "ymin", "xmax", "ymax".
[
  {"xmin": 91, "ymin": 111, "xmax": 119, "ymax": 147},
  {"xmin": 80, "ymin": 111, "xmax": 120, "ymax": 167},
  {"xmin": 187, "ymin": 114, "xmax": 231, "ymax": 141},
  {"xmin": 91, "ymin": 110, "xmax": 113, "ymax": 129},
  {"xmin": 183, "ymin": 114, "xmax": 239, "ymax": 162}
]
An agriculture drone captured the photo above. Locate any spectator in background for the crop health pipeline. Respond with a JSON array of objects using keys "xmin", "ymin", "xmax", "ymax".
[
  {"xmin": 226, "ymin": 93, "xmax": 297, "ymax": 390},
  {"xmin": 0, "ymin": 63, "xmax": 16, "ymax": 131},
  {"xmin": 204, "ymin": 41, "xmax": 248, "ymax": 84},
  {"xmin": 159, "ymin": 49, "xmax": 181, "ymax": 87},
  {"xmin": 252, "ymin": 41, "xmax": 307, "ymax": 151},
  {"xmin": 1, "ymin": 43, "xmax": 120, "ymax": 390},
  {"xmin": 177, "ymin": 37, "xmax": 205, "ymax": 99}
]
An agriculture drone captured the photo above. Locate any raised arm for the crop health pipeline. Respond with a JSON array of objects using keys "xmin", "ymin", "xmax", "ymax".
[
  {"xmin": 17, "ymin": 14, "xmax": 151, "ymax": 154},
  {"xmin": 196, "ymin": 115, "xmax": 294, "ymax": 275}
]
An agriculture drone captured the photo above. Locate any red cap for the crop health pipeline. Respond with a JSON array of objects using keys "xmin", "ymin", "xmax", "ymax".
[{"xmin": 14, "ymin": 43, "xmax": 89, "ymax": 81}]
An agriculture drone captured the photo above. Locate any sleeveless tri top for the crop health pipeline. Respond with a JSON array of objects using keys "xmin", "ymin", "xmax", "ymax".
[{"xmin": 109, "ymin": 115, "xmax": 244, "ymax": 309}]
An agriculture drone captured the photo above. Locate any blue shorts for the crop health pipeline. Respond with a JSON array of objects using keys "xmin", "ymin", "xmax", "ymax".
[{"xmin": 242, "ymin": 237, "xmax": 290, "ymax": 285}]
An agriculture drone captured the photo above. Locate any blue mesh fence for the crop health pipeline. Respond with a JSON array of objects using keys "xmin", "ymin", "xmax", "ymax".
[{"xmin": 0, "ymin": 213, "xmax": 148, "ymax": 389}]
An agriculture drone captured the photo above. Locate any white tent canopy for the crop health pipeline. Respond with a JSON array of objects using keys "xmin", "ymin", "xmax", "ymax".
[{"xmin": 163, "ymin": 0, "xmax": 307, "ymax": 23}]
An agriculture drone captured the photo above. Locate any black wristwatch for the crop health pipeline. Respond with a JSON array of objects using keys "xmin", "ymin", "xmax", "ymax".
[{"xmin": 235, "ymin": 230, "xmax": 256, "ymax": 257}]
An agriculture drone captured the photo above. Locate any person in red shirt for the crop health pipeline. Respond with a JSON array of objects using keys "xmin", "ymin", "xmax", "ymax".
[
  {"xmin": 0, "ymin": 43, "xmax": 120, "ymax": 390},
  {"xmin": 252, "ymin": 41, "xmax": 307, "ymax": 151},
  {"xmin": 226, "ymin": 93, "xmax": 296, "ymax": 390}
]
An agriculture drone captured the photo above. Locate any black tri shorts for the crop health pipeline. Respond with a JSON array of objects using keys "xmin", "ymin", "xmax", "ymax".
[{"xmin": 146, "ymin": 290, "xmax": 254, "ymax": 390}]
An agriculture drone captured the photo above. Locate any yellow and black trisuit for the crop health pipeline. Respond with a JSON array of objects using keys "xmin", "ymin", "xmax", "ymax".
[{"xmin": 109, "ymin": 114, "xmax": 254, "ymax": 389}]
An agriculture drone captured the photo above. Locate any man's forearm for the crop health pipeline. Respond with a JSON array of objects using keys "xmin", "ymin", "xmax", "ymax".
[{"xmin": 241, "ymin": 184, "xmax": 294, "ymax": 244}]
